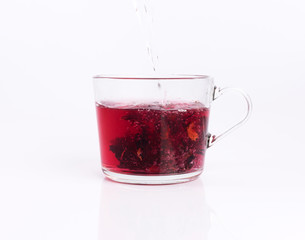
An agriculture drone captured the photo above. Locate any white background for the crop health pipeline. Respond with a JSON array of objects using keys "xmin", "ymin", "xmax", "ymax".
[{"xmin": 0, "ymin": 0, "xmax": 304, "ymax": 239}]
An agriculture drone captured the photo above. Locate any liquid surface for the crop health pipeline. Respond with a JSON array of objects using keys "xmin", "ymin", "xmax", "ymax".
[{"xmin": 96, "ymin": 102, "xmax": 210, "ymax": 175}]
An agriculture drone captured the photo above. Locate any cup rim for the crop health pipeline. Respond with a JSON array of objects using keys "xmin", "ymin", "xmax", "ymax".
[{"xmin": 93, "ymin": 74, "xmax": 210, "ymax": 80}]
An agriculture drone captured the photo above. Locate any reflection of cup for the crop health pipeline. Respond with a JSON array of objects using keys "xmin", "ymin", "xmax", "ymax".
[
  {"xmin": 98, "ymin": 178, "xmax": 210, "ymax": 240},
  {"xmin": 93, "ymin": 75, "xmax": 252, "ymax": 184}
]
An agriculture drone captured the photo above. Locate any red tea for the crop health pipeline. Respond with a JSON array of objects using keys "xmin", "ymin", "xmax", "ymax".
[{"xmin": 96, "ymin": 102, "xmax": 210, "ymax": 175}]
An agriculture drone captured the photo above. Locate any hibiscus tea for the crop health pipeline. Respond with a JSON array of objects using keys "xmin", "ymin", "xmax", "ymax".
[{"xmin": 96, "ymin": 102, "xmax": 210, "ymax": 175}]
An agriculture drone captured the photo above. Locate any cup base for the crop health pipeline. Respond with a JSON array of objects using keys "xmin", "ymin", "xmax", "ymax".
[{"xmin": 102, "ymin": 168, "xmax": 203, "ymax": 185}]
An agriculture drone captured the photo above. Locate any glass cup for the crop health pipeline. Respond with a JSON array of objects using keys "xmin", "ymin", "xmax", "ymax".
[{"xmin": 93, "ymin": 75, "xmax": 252, "ymax": 184}]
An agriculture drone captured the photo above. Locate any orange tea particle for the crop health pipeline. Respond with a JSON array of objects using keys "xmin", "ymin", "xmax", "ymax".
[
  {"xmin": 137, "ymin": 148, "xmax": 142, "ymax": 160},
  {"xmin": 187, "ymin": 122, "xmax": 199, "ymax": 141}
]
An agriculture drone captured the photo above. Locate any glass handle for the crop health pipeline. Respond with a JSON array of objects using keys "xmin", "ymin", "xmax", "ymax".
[{"xmin": 207, "ymin": 86, "xmax": 253, "ymax": 148}]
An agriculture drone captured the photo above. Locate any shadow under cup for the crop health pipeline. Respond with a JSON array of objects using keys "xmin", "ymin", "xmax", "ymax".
[
  {"xmin": 99, "ymin": 178, "xmax": 210, "ymax": 240},
  {"xmin": 93, "ymin": 75, "xmax": 251, "ymax": 184}
]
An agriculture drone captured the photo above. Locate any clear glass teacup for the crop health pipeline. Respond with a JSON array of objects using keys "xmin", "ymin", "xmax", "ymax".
[{"xmin": 93, "ymin": 75, "xmax": 252, "ymax": 184}]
